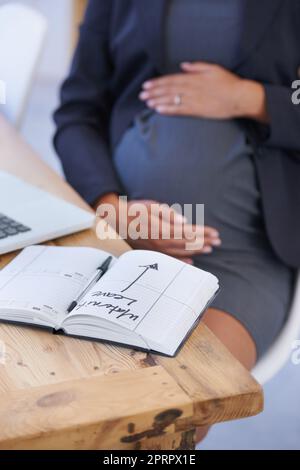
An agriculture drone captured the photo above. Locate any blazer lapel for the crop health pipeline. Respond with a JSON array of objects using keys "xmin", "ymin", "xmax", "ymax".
[
  {"xmin": 133, "ymin": 0, "xmax": 168, "ymax": 72},
  {"xmin": 134, "ymin": 0, "xmax": 283, "ymax": 72},
  {"xmin": 235, "ymin": 0, "xmax": 283, "ymax": 69}
]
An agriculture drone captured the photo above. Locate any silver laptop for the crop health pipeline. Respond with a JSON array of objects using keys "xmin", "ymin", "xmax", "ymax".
[{"xmin": 0, "ymin": 171, "xmax": 95, "ymax": 255}]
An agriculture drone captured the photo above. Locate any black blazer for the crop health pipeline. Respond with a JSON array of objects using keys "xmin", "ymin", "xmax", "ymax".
[{"xmin": 54, "ymin": 0, "xmax": 300, "ymax": 268}]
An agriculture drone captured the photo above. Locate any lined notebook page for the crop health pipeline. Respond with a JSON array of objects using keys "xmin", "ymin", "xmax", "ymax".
[
  {"xmin": 0, "ymin": 245, "xmax": 113, "ymax": 325},
  {"xmin": 72, "ymin": 250, "xmax": 218, "ymax": 343}
]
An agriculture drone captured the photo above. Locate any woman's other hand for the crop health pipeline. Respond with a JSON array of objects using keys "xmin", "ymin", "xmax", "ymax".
[
  {"xmin": 94, "ymin": 193, "xmax": 221, "ymax": 264},
  {"xmin": 140, "ymin": 62, "xmax": 269, "ymax": 123}
]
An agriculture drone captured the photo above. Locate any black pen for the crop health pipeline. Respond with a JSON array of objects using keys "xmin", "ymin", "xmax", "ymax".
[{"xmin": 67, "ymin": 256, "xmax": 113, "ymax": 313}]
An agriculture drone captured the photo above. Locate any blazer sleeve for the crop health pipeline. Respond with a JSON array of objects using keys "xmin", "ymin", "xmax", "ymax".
[
  {"xmin": 53, "ymin": 0, "xmax": 123, "ymax": 205},
  {"xmin": 263, "ymin": 83, "xmax": 300, "ymax": 152}
]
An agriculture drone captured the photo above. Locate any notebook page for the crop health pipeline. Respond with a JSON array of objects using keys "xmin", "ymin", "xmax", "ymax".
[
  {"xmin": 0, "ymin": 245, "xmax": 114, "ymax": 327},
  {"xmin": 70, "ymin": 250, "xmax": 218, "ymax": 344},
  {"xmin": 136, "ymin": 274, "xmax": 219, "ymax": 354}
]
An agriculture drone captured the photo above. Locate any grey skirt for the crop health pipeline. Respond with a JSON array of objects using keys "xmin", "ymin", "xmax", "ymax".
[{"xmin": 113, "ymin": 110, "xmax": 295, "ymax": 359}]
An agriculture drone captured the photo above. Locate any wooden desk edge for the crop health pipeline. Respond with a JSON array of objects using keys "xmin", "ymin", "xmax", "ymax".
[
  {"xmin": 0, "ymin": 365, "xmax": 194, "ymax": 450},
  {"xmin": 0, "ymin": 365, "xmax": 263, "ymax": 450},
  {"xmin": 0, "ymin": 364, "xmax": 263, "ymax": 449}
]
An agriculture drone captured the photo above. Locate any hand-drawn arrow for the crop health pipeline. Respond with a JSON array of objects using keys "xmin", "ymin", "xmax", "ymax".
[{"xmin": 121, "ymin": 263, "xmax": 159, "ymax": 293}]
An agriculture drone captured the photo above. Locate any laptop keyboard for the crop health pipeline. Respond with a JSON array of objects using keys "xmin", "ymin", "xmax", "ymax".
[{"xmin": 0, "ymin": 214, "xmax": 31, "ymax": 240}]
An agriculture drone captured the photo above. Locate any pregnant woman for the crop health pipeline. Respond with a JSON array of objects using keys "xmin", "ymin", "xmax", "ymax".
[{"xmin": 54, "ymin": 0, "xmax": 300, "ymax": 439}]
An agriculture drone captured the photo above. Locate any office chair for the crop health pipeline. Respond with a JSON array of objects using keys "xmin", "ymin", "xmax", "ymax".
[
  {"xmin": 0, "ymin": 3, "xmax": 47, "ymax": 129},
  {"xmin": 253, "ymin": 274, "xmax": 300, "ymax": 384}
]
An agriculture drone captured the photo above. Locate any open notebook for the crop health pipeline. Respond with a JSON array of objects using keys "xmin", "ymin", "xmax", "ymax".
[{"xmin": 0, "ymin": 246, "xmax": 219, "ymax": 356}]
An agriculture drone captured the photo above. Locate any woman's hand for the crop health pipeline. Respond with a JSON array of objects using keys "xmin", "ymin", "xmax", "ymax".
[
  {"xmin": 94, "ymin": 193, "xmax": 221, "ymax": 264},
  {"xmin": 139, "ymin": 62, "xmax": 269, "ymax": 123}
]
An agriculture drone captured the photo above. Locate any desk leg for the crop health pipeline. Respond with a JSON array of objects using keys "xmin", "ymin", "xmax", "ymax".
[{"xmin": 137, "ymin": 429, "xmax": 196, "ymax": 450}]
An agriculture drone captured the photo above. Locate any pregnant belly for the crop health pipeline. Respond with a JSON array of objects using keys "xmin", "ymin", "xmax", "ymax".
[
  {"xmin": 113, "ymin": 110, "xmax": 257, "ymax": 211},
  {"xmin": 113, "ymin": 110, "xmax": 267, "ymax": 251}
]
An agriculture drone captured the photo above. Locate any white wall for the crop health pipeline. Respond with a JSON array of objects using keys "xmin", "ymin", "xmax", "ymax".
[
  {"xmin": 0, "ymin": 0, "xmax": 73, "ymax": 81},
  {"xmin": 0, "ymin": 0, "xmax": 76, "ymax": 170}
]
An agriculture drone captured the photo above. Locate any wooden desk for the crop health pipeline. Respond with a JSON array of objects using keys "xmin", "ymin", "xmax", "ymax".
[
  {"xmin": 72, "ymin": 0, "xmax": 88, "ymax": 47},
  {"xmin": 0, "ymin": 115, "xmax": 263, "ymax": 450}
]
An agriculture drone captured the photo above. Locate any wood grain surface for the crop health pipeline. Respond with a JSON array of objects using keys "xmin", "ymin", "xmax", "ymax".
[{"xmin": 0, "ymin": 115, "xmax": 263, "ymax": 449}]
